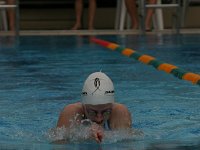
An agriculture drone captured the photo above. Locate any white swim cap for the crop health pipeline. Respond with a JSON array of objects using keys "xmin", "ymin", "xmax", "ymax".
[{"xmin": 81, "ymin": 72, "xmax": 115, "ymax": 105}]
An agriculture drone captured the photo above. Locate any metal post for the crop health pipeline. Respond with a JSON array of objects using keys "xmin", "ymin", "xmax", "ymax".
[
  {"xmin": 138, "ymin": 0, "xmax": 146, "ymax": 34},
  {"xmin": 15, "ymin": 0, "xmax": 20, "ymax": 38},
  {"xmin": 0, "ymin": 3, "xmax": 18, "ymax": 34},
  {"xmin": 119, "ymin": 0, "xmax": 126, "ymax": 31},
  {"xmin": 175, "ymin": 0, "xmax": 181, "ymax": 34},
  {"xmin": 155, "ymin": 0, "xmax": 164, "ymax": 30},
  {"xmin": 115, "ymin": 0, "xmax": 121, "ymax": 29},
  {"xmin": 181, "ymin": 0, "xmax": 189, "ymax": 27}
]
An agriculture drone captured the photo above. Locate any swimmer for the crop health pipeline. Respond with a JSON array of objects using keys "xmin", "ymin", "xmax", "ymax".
[{"xmin": 56, "ymin": 72, "xmax": 132, "ymax": 143}]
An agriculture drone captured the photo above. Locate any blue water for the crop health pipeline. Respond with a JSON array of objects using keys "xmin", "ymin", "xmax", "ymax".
[{"xmin": 0, "ymin": 34, "xmax": 200, "ymax": 150}]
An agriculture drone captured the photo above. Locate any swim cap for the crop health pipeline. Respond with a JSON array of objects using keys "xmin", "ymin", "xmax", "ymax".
[{"xmin": 81, "ymin": 72, "xmax": 115, "ymax": 105}]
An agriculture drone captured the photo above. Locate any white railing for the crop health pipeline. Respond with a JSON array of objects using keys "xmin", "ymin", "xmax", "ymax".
[
  {"xmin": 115, "ymin": 0, "xmax": 184, "ymax": 34},
  {"xmin": 0, "ymin": 0, "xmax": 19, "ymax": 36}
]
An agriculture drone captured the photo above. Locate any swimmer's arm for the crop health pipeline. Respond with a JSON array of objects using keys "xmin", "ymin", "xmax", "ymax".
[
  {"xmin": 53, "ymin": 123, "xmax": 103, "ymax": 144},
  {"xmin": 109, "ymin": 103, "xmax": 132, "ymax": 129},
  {"xmin": 90, "ymin": 123, "xmax": 104, "ymax": 143},
  {"xmin": 53, "ymin": 104, "xmax": 82, "ymax": 144},
  {"xmin": 55, "ymin": 104, "xmax": 104, "ymax": 143},
  {"xmin": 57, "ymin": 104, "xmax": 82, "ymax": 128}
]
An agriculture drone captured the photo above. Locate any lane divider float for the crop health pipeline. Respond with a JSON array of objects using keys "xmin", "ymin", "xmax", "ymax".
[{"xmin": 90, "ymin": 37, "xmax": 200, "ymax": 86}]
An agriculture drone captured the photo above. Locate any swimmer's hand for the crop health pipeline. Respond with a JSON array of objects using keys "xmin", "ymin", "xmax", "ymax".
[{"xmin": 90, "ymin": 123, "xmax": 104, "ymax": 143}]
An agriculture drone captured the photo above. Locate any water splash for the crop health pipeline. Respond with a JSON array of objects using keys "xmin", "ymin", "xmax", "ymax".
[
  {"xmin": 103, "ymin": 128, "xmax": 144, "ymax": 144},
  {"xmin": 47, "ymin": 114, "xmax": 144, "ymax": 144}
]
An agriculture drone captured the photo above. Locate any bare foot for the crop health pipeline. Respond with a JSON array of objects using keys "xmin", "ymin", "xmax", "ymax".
[
  {"xmin": 131, "ymin": 23, "xmax": 139, "ymax": 30},
  {"xmin": 145, "ymin": 25, "xmax": 152, "ymax": 32},
  {"xmin": 71, "ymin": 23, "xmax": 81, "ymax": 30},
  {"xmin": 88, "ymin": 27, "xmax": 94, "ymax": 30}
]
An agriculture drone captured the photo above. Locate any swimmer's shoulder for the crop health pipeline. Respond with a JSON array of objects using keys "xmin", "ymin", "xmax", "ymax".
[
  {"xmin": 57, "ymin": 102, "xmax": 83, "ymax": 127},
  {"xmin": 111, "ymin": 103, "xmax": 131, "ymax": 118},
  {"xmin": 112, "ymin": 102, "xmax": 129, "ymax": 110},
  {"xmin": 110, "ymin": 103, "xmax": 132, "ymax": 129},
  {"xmin": 111, "ymin": 103, "xmax": 131, "ymax": 120}
]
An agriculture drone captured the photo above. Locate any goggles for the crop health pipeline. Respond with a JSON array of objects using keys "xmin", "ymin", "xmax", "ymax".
[{"xmin": 86, "ymin": 108, "xmax": 112, "ymax": 119}]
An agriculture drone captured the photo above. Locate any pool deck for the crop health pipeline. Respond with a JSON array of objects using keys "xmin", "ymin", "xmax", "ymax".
[{"xmin": 0, "ymin": 29, "xmax": 200, "ymax": 36}]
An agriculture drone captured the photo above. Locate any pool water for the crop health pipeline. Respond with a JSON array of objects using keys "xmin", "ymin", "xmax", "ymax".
[{"xmin": 0, "ymin": 34, "xmax": 199, "ymax": 150}]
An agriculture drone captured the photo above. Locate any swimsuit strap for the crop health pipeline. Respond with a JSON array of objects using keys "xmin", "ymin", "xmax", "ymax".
[
  {"xmin": 104, "ymin": 120, "xmax": 111, "ymax": 130},
  {"xmin": 81, "ymin": 113, "xmax": 111, "ymax": 130}
]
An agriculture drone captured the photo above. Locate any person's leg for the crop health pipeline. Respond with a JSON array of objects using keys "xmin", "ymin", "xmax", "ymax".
[
  {"xmin": 88, "ymin": 0, "xmax": 96, "ymax": 30},
  {"xmin": 71, "ymin": 0, "xmax": 83, "ymax": 30},
  {"xmin": 6, "ymin": 0, "xmax": 16, "ymax": 31},
  {"xmin": 124, "ymin": 0, "xmax": 138, "ymax": 29},
  {"xmin": 145, "ymin": 0, "xmax": 157, "ymax": 31}
]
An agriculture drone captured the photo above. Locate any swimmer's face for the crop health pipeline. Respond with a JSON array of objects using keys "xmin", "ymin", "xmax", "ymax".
[{"xmin": 84, "ymin": 103, "xmax": 113, "ymax": 125}]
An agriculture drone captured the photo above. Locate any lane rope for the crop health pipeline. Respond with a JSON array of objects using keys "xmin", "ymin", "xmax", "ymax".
[{"xmin": 90, "ymin": 37, "xmax": 200, "ymax": 86}]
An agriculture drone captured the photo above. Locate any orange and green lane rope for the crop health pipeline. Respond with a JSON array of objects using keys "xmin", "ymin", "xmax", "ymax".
[{"xmin": 90, "ymin": 37, "xmax": 200, "ymax": 86}]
